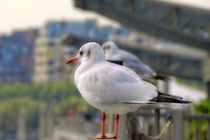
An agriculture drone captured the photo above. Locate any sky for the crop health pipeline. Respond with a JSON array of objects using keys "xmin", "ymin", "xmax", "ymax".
[
  {"xmin": 0, "ymin": 0, "xmax": 117, "ymax": 34},
  {"xmin": 0, "ymin": 0, "xmax": 210, "ymax": 34}
]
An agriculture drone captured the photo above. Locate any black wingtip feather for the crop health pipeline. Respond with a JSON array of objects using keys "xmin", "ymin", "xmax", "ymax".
[
  {"xmin": 107, "ymin": 60, "xmax": 123, "ymax": 65},
  {"xmin": 151, "ymin": 91, "xmax": 191, "ymax": 104},
  {"xmin": 153, "ymin": 74, "xmax": 170, "ymax": 80}
]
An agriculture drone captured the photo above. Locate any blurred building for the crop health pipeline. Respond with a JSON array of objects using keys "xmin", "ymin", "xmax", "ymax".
[
  {"xmin": 33, "ymin": 19, "xmax": 131, "ymax": 83},
  {"xmin": 33, "ymin": 31, "xmax": 61, "ymax": 83},
  {"xmin": 0, "ymin": 29, "xmax": 38, "ymax": 83}
]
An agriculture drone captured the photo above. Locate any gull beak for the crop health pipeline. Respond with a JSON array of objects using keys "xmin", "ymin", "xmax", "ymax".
[{"xmin": 66, "ymin": 57, "xmax": 79, "ymax": 64}]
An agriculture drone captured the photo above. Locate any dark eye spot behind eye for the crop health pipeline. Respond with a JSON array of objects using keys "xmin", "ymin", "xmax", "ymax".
[
  {"xmin": 87, "ymin": 50, "xmax": 91, "ymax": 56},
  {"xmin": 80, "ymin": 51, "xmax": 84, "ymax": 56}
]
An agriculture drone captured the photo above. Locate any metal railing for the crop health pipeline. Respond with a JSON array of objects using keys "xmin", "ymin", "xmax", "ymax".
[{"xmin": 136, "ymin": 110, "xmax": 210, "ymax": 140}]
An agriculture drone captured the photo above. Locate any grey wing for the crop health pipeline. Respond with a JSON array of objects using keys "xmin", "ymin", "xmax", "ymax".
[
  {"xmin": 80, "ymin": 63, "xmax": 157, "ymax": 104},
  {"xmin": 116, "ymin": 50, "xmax": 156, "ymax": 77},
  {"xmin": 109, "ymin": 50, "xmax": 141, "ymax": 63},
  {"xmin": 119, "ymin": 50, "xmax": 141, "ymax": 63},
  {"xmin": 125, "ymin": 62, "xmax": 156, "ymax": 77}
]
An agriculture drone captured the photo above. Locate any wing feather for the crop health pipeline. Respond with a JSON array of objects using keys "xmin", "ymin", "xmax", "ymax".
[{"xmin": 78, "ymin": 62, "xmax": 157, "ymax": 104}]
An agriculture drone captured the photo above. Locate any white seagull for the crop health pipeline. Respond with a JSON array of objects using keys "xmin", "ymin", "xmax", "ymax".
[
  {"xmin": 102, "ymin": 41, "xmax": 167, "ymax": 80},
  {"xmin": 66, "ymin": 42, "xmax": 190, "ymax": 139}
]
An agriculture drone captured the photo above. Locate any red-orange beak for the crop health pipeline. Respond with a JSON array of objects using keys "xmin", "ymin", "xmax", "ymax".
[{"xmin": 66, "ymin": 57, "xmax": 79, "ymax": 64}]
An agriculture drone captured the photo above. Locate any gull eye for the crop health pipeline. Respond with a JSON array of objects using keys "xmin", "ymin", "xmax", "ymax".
[
  {"xmin": 107, "ymin": 46, "xmax": 110, "ymax": 49},
  {"xmin": 104, "ymin": 46, "xmax": 109, "ymax": 50},
  {"xmin": 79, "ymin": 51, "xmax": 84, "ymax": 56}
]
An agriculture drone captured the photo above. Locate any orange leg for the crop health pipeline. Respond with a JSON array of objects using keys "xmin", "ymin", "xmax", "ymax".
[
  {"xmin": 95, "ymin": 113, "xmax": 119, "ymax": 140},
  {"xmin": 95, "ymin": 112, "xmax": 106, "ymax": 139},
  {"xmin": 109, "ymin": 114, "xmax": 119, "ymax": 139},
  {"xmin": 113, "ymin": 114, "xmax": 119, "ymax": 138}
]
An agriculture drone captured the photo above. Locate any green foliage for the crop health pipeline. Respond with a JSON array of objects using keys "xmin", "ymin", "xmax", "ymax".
[
  {"xmin": 0, "ymin": 80, "xmax": 79, "ymax": 102},
  {"xmin": 195, "ymin": 99, "xmax": 210, "ymax": 114},
  {"xmin": 186, "ymin": 121, "xmax": 208, "ymax": 140},
  {"xmin": 0, "ymin": 98, "xmax": 37, "ymax": 115},
  {"xmin": 54, "ymin": 96, "xmax": 89, "ymax": 116},
  {"xmin": 185, "ymin": 100, "xmax": 210, "ymax": 140},
  {"xmin": 0, "ymin": 98, "xmax": 38, "ymax": 133},
  {"xmin": 0, "ymin": 80, "xmax": 86, "ymax": 131}
]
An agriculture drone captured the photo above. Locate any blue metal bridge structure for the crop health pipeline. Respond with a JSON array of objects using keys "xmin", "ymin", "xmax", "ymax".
[
  {"xmin": 70, "ymin": 0, "xmax": 210, "ymax": 82},
  {"xmin": 75, "ymin": 0, "xmax": 210, "ymax": 49}
]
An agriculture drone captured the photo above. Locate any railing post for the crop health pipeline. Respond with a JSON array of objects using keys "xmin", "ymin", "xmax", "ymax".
[
  {"xmin": 195, "ymin": 122, "xmax": 200, "ymax": 140},
  {"xmin": 172, "ymin": 110, "xmax": 184, "ymax": 140},
  {"xmin": 127, "ymin": 114, "xmax": 144, "ymax": 140},
  {"xmin": 46, "ymin": 104, "xmax": 54, "ymax": 140},
  {"xmin": 208, "ymin": 121, "xmax": 210, "ymax": 140},
  {"xmin": 119, "ymin": 114, "xmax": 128, "ymax": 140},
  {"xmin": 154, "ymin": 79, "xmax": 169, "ymax": 136},
  {"xmin": 154, "ymin": 80, "xmax": 161, "ymax": 136},
  {"xmin": 39, "ymin": 103, "xmax": 46, "ymax": 140},
  {"xmin": 203, "ymin": 57, "xmax": 210, "ymax": 99},
  {"xmin": 154, "ymin": 109, "xmax": 160, "ymax": 135},
  {"xmin": 17, "ymin": 107, "xmax": 26, "ymax": 140}
]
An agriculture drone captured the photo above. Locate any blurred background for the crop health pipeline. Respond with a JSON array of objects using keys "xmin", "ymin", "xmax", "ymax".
[{"xmin": 0, "ymin": 0, "xmax": 210, "ymax": 140}]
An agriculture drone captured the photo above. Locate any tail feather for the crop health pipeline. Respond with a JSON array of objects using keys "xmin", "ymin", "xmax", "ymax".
[{"xmin": 151, "ymin": 91, "xmax": 191, "ymax": 104}]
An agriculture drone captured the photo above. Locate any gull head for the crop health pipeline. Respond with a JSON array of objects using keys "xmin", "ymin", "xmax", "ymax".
[
  {"xmin": 101, "ymin": 41, "xmax": 119, "ymax": 55},
  {"xmin": 66, "ymin": 42, "xmax": 105, "ymax": 64}
]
